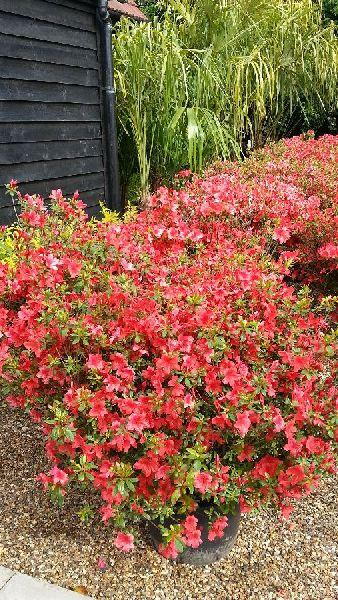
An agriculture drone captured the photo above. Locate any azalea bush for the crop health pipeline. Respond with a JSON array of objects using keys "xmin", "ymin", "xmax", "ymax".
[
  {"xmin": 0, "ymin": 135, "xmax": 337, "ymax": 559},
  {"xmin": 181, "ymin": 132, "xmax": 338, "ymax": 291}
]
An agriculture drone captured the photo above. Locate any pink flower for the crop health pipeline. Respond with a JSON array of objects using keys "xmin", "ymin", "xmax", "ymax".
[
  {"xmin": 183, "ymin": 528, "xmax": 202, "ymax": 548},
  {"xmin": 127, "ymin": 411, "xmax": 149, "ymax": 433},
  {"xmin": 65, "ymin": 259, "xmax": 82, "ymax": 278},
  {"xmin": 49, "ymin": 465, "xmax": 68, "ymax": 485},
  {"xmin": 152, "ymin": 225, "xmax": 165, "ymax": 238},
  {"xmin": 120, "ymin": 258, "xmax": 135, "ymax": 271},
  {"xmin": 97, "ymin": 558, "xmax": 107, "ymax": 570},
  {"xmin": 158, "ymin": 540, "xmax": 179, "ymax": 559},
  {"xmin": 114, "ymin": 532, "xmax": 134, "ymax": 552},
  {"xmin": 208, "ymin": 516, "xmax": 228, "ymax": 541},
  {"xmin": 280, "ymin": 504, "xmax": 294, "ymax": 519},
  {"xmin": 183, "ymin": 515, "xmax": 199, "ymax": 531},
  {"xmin": 182, "ymin": 514, "xmax": 202, "ymax": 548},
  {"xmin": 194, "ymin": 472, "xmax": 213, "ymax": 494},
  {"xmin": 89, "ymin": 399, "xmax": 108, "ymax": 419},
  {"xmin": 234, "ymin": 411, "xmax": 252, "ymax": 437},
  {"xmin": 292, "ymin": 355, "xmax": 310, "ymax": 372},
  {"xmin": 305, "ymin": 436, "xmax": 326, "ymax": 454},
  {"xmin": 100, "ymin": 504, "xmax": 113, "ymax": 523},
  {"xmin": 156, "ymin": 354, "xmax": 179, "ymax": 375},
  {"xmin": 283, "ymin": 437, "xmax": 303, "ymax": 457},
  {"xmin": 21, "ymin": 211, "xmax": 46, "ymax": 227},
  {"xmin": 318, "ymin": 243, "xmax": 338, "ymax": 259},
  {"xmin": 86, "ymin": 354, "xmax": 105, "ymax": 371},
  {"xmin": 183, "ymin": 393, "xmax": 195, "ymax": 408},
  {"xmin": 236, "ymin": 268, "xmax": 258, "ymax": 290},
  {"xmin": 271, "ymin": 409, "xmax": 285, "ymax": 432},
  {"xmin": 49, "ymin": 189, "xmax": 63, "ymax": 201},
  {"xmin": 175, "ymin": 169, "xmax": 192, "ymax": 179},
  {"xmin": 252, "ymin": 456, "xmax": 282, "ymax": 479},
  {"xmin": 273, "ymin": 226, "xmax": 291, "ymax": 243},
  {"xmin": 46, "ymin": 253, "xmax": 60, "ymax": 271},
  {"xmin": 36, "ymin": 472, "xmax": 50, "ymax": 490},
  {"xmin": 220, "ymin": 362, "xmax": 241, "ymax": 387},
  {"xmin": 237, "ymin": 445, "xmax": 254, "ymax": 462}
]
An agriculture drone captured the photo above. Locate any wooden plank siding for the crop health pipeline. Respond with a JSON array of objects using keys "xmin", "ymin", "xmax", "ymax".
[
  {"xmin": 0, "ymin": 0, "xmax": 106, "ymax": 224},
  {"xmin": 0, "ymin": 34, "xmax": 99, "ymax": 68}
]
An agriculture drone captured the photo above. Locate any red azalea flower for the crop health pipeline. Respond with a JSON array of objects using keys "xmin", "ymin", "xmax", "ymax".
[
  {"xmin": 280, "ymin": 504, "xmax": 294, "ymax": 519},
  {"xmin": 234, "ymin": 411, "xmax": 252, "ymax": 437},
  {"xmin": 194, "ymin": 472, "xmax": 213, "ymax": 494},
  {"xmin": 183, "ymin": 528, "xmax": 202, "ymax": 548},
  {"xmin": 49, "ymin": 465, "xmax": 69, "ymax": 485},
  {"xmin": 97, "ymin": 558, "xmax": 107, "ymax": 571},
  {"xmin": 273, "ymin": 226, "xmax": 292, "ymax": 243},
  {"xmin": 127, "ymin": 411, "xmax": 149, "ymax": 433},
  {"xmin": 114, "ymin": 532, "xmax": 134, "ymax": 552},
  {"xmin": 208, "ymin": 516, "xmax": 228, "ymax": 541},
  {"xmin": 158, "ymin": 540, "xmax": 179, "ymax": 559},
  {"xmin": 86, "ymin": 354, "xmax": 105, "ymax": 371}
]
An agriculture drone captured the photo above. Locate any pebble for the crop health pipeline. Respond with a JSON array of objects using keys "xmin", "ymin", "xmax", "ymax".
[{"xmin": 0, "ymin": 402, "xmax": 337, "ymax": 600}]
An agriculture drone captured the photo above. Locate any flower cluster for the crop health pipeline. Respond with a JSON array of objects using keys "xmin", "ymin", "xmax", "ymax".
[
  {"xmin": 0, "ymin": 135, "xmax": 336, "ymax": 558},
  {"xmin": 199, "ymin": 132, "xmax": 338, "ymax": 290}
]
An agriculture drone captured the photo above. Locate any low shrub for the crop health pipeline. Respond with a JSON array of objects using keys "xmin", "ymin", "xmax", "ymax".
[
  {"xmin": 172, "ymin": 133, "xmax": 338, "ymax": 291},
  {"xmin": 0, "ymin": 136, "xmax": 336, "ymax": 558}
]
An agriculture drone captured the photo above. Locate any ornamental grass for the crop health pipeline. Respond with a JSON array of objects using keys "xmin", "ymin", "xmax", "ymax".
[{"xmin": 114, "ymin": 0, "xmax": 337, "ymax": 198}]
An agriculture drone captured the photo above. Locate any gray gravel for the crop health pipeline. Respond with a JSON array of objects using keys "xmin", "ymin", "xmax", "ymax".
[{"xmin": 0, "ymin": 401, "xmax": 337, "ymax": 600}]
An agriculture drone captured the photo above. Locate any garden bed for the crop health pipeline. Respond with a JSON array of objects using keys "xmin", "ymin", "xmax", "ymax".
[{"xmin": 0, "ymin": 401, "xmax": 336, "ymax": 600}]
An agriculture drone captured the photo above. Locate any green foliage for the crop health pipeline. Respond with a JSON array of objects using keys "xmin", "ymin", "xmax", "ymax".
[
  {"xmin": 114, "ymin": 0, "xmax": 338, "ymax": 199},
  {"xmin": 0, "ymin": 227, "xmax": 18, "ymax": 268},
  {"xmin": 321, "ymin": 0, "xmax": 338, "ymax": 24},
  {"xmin": 138, "ymin": 0, "xmax": 164, "ymax": 19}
]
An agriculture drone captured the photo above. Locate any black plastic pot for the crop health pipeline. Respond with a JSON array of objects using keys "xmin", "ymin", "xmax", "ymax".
[{"xmin": 147, "ymin": 504, "xmax": 241, "ymax": 566}]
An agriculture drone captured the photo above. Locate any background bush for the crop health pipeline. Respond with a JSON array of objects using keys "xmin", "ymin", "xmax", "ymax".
[
  {"xmin": 138, "ymin": 0, "xmax": 164, "ymax": 19},
  {"xmin": 114, "ymin": 0, "xmax": 337, "ymax": 202},
  {"xmin": 321, "ymin": 0, "xmax": 338, "ymax": 25}
]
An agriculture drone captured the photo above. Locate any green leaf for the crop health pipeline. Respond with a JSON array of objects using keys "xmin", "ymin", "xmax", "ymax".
[
  {"xmin": 170, "ymin": 488, "xmax": 181, "ymax": 504},
  {"xmin": 175, "ymin": 538, "xmax": 185, "ymax": 552}
]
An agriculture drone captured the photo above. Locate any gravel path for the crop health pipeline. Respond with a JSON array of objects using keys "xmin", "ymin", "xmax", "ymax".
[{"xmin": 0, "ymin": 401, "xmax": 337, "ymax": 600}]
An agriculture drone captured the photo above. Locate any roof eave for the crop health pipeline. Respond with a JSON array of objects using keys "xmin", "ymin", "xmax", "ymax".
[{"xmin": 107, "ymin": 1, "xmax": 148, "ymax": 22}]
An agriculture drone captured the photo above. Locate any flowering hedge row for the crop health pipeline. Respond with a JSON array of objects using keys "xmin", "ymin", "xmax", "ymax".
[
  {"xmin": 0, "ymin": 134, "xmax": 337, "ymax": 558},
  {"xmin": 176, "ymin": 132, "xmax": 338, "ymax": 288}
]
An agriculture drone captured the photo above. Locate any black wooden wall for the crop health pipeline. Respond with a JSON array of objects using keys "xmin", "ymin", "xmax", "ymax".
[{"xmin": 0, "ymin": 0, "xmax": 108, "ymax": 225}]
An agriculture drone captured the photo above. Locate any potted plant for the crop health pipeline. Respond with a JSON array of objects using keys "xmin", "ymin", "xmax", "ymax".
[{"xmin": 1, "ymin": 136, "xmax": 336, "ymax": 565}]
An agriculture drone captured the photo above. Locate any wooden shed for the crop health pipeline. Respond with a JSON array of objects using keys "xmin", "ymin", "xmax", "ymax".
[{"xmin": 0, "ymin": 0, "xmax": 146, "ymax": 225}]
